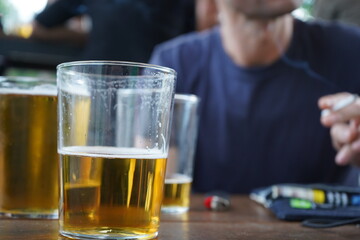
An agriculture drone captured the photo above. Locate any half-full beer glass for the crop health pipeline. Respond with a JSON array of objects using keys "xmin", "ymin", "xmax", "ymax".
[
  {"xmin": 0, "ymin": 76, "xmax": 58, "ymax": 219},
  {"xmin": 57, "ymin": 61, "xmax": 176, "ymax": 239},
  {"xmin": 162, "ymin": 94, "xmax": 199, "ymax": 213}
]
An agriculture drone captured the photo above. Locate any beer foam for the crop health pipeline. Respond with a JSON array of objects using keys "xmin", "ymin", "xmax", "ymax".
[
  {"xmin": 165, "ymin": 174, "xmax": 192, "ymax": 184},
  {"xmin": 0, "ymin": 87, "xmax": 57, "ymax": 96},
  {"xmin": 59, "ymin": 146, "xmax": 167, "ymax": 159}
]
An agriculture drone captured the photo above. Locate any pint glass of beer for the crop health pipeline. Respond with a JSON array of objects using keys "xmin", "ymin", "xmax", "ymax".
[
  {"xmin": 162, "ymin": 94, "xmax": 199, "ymax": 213},
  {"xmin": 0, "ymin": 76, "xmax": 58, "ymax": 219},
  {"xmin": 57, "ymin": 61, "xmax": 176, "ymax": 239}
]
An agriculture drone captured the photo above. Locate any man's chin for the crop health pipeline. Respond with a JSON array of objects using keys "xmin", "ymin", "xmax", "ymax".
[
  {"xmin": 243, "ymin": 8, "xmax": 295, "ymax": 20},
  {"xmin": 230, "ymin": 0, "xmax": 299, "ymax": 20}
]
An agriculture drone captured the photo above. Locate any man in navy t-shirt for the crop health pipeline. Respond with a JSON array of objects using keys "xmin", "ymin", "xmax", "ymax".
[{"xmin": 150, "ymin": 0, "xmax": 360, "ymax": 193}]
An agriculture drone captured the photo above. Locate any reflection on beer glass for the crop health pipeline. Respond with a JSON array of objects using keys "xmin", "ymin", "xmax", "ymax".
[
  {"xmin": 162, "ymin": 94, "xmax": 200, "ymax": 214},
  {"xmin": 0, "ymin": 76, "xmax": 58, "ymax": 219},
  {"xmin": 57, "ymin": 61, "xmax": 176, "ymax": 240}
]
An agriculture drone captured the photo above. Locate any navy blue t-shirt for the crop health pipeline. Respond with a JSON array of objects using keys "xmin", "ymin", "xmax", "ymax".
[{"xmin": 150, "ymin": 19, "xmax": 360, "ymax": 193}]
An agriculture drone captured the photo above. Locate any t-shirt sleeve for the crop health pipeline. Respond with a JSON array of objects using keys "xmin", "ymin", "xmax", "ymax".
[
  {"xmin": 149, "ymin": 31, "xmax": 208, "ymax": 94},
  {"xmin": 305, "ymin": 21, "xmax": 360, "ymax": 94},
  {"xmin": 149, "ymin": 42, "xmax": 188, "ymax": 93},
  {"xmin": 35, "ymin": 0, "xmax": 86, "ymax": 28},
  {"xmin": 321, "ymin": 24, "xmax": 360, "ymax": 93},
  {"xmin": 148, "ymin": 45, "xmax": 170, "ymax": 68}
]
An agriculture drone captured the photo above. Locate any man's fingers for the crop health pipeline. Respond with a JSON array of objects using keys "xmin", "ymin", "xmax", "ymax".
[
  {"xmin": 335, "ymin": 145, "xmax": 354, "ymax": 166},
  {"xmin": 319, "ymin": 93, "xmax": 360, "ymax": 167},
  {"xmin": 330, "ymin": 124, "xmax": 357, "ymax": 149},
  {"xmin": 318, "ymin": 92, "xmax": 350, "ymax": 109},
  {"xmin": 321, "ymin": 99, "xmax": 360, "ymax": 126}
]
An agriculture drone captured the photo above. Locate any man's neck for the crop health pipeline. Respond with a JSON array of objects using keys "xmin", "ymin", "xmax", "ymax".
[{"xmin": 220, "ymin": 14, "xmax": 294, "ymax": 67}]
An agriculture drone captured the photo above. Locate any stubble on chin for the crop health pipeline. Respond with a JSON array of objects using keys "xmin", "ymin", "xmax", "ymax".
[{"xmin": 225, "ymin": 0, "xmax": 301, "ymax": 19}]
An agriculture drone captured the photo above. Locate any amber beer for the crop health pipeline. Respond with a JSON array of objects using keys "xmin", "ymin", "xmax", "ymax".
[
  {"xmin": 59, "ymin": 146, "xmax": 167, "ymax": 239},
  {"xmin": 161, "ymin": 94, "xmax": 199, "ymax": 214},
  {"xmin": 162, "ymin": 174, "xmax": 192, "ymax": 213},
  {"xmin": 0, "ymin": 89, "xmax": 58, "ymax": 217},
  {"xmin": 57, "ymin": 61, "xmax": 175, "ymax": 239}
]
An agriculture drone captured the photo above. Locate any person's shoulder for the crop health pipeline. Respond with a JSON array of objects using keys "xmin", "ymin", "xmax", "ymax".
[
  {"xmin": 153, "ymin": 27, "xmax": 219, "ymax": 58},
  {"xmin": 35, "ymin": 0, "xmax": 84, "ymax": 26},
  {"xmin": 294, "ymin": 18, "xmax": 360, "ymax": 59},
  {"xmin": 296, "ymin": 19, "xmax": 360, "ymax": 90},
  {"xmin": 150, "ymin": 27, "xmax": 219, "ymax": 92},
  {"xmin": 299, "ymin": 18, "xmax": 360, "ymax": 41}
]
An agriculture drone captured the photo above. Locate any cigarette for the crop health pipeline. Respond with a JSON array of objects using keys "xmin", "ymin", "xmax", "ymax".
[{"xmin": 321, "ymin": 94, "xmax": 358, "ymax": 117}]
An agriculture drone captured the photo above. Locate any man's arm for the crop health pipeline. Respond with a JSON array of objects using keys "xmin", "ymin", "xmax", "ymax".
[
  {"xmin": 30, "ymin": 0, "xmax": 87, "ymax": 46},
  {"xmin": 31, "ymin": 20, "xmax": 87, "ymax": 46}
]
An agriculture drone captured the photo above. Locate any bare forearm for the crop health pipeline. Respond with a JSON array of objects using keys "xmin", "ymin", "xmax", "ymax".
[{"xmin": 30, "ymin": 21, "xmax": 87, "ymax": 46}]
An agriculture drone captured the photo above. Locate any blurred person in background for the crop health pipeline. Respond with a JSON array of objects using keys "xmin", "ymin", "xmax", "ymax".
[
  {"xmin": 195, "ymin": 0, "xmax": 218, "ymax": 31},
  {"xmin": 150, "ymin": 0, "xmax": 360, "ymax": 193},
  {"xmin": 313, "ymin": 0, "xmax": 360, "ymax": 26},
  {"xmin": 30, "ymin": 0, "xmax": 196, "ymax": 62}
]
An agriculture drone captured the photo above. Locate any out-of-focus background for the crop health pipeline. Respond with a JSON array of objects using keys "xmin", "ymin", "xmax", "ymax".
[
  {"xmin": 1, "ymin": 0, "xmax": 47, "ymax": 37},
  {"xmin": 0, "ymin": 0, "xmax": 85, "ymax": 79},
  {"xmin": 0, "ymin": 0, "xmax": 355, "ymax": 78}
]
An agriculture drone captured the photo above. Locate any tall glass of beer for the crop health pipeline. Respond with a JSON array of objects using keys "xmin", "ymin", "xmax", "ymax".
[
  {"xmin": 57, "ymin": 61, "xmax": 176, "ymax": 239},
  {"xmin": 0, "ymin": 76, "xmax": 58, "ymax": 219},
  {"xmin": 162, "ymin": 94, "xmax": 199, "ymax": 214}
]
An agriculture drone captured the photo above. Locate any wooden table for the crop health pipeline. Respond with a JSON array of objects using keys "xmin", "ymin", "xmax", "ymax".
[{"xmin": 0, "ymin": 195, "xmax": 359, "ymax": 240}]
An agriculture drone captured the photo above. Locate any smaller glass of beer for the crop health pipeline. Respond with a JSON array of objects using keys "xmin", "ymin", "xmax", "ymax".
[
  {"xmin": 162, "ymin": 94, "xmax": 199, "ymax": 214},
  {"xmin": 0, "ymin": 76, "xmax": 58, "ymax": 219},
  {"xmin": 57, "ymin": 61, "xmax": 176, "ymax": 240}
]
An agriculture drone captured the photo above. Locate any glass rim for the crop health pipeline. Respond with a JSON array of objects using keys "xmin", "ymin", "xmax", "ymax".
[
  {"xmin": 175, "ymin": 93, "xmax": 200, "ymax": 104},
  {"xmin": 57, "ymin": 60, "xmax": 176, "ymax": 75}
]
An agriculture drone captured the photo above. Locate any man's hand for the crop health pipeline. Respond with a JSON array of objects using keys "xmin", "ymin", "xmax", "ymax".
[{"xmin": 319, "ymin": 92, "xmax": 360, "ymax": 166}]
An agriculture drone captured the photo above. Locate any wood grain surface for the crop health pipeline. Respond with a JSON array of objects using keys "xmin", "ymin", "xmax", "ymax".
[{"xmin": 0, "ymin": 195, "xmax": 359, "ymax": 240}]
